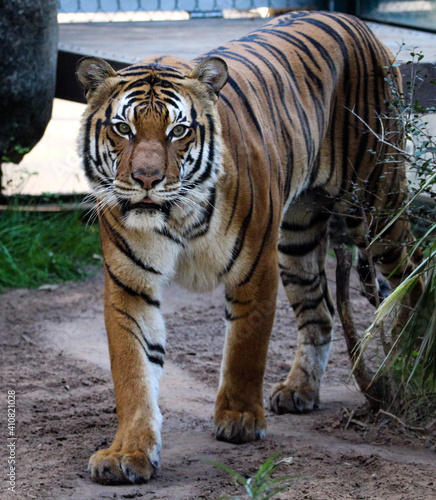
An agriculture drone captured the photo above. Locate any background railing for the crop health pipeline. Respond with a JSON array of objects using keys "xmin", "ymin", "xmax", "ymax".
[
  {"xmin": 318, "ymin": 0, "xmax": 436, "ymax": 32},
  {"xmin": 57, "ymin": 0, "xmax": 315, "ymax": 22},
  {"xmin": 358, "ymin": 0, "xmax": 436, "ymax": 32},
  {"xmin": 58, "ymin": 1, "xmax": 436, "ymax": 32}
]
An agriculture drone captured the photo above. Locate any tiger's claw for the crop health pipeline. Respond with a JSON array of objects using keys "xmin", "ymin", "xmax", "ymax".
[
  {"xmin": 214, "ymin": 410, "xmax": 267, "ymax": 444},
  {"xmin": 269, "ymin": 382, "xmax": 319, "ymax": 414},
  {"xmin": 88, "ymin": 449, "xmax": 159, "ymax": 485}
]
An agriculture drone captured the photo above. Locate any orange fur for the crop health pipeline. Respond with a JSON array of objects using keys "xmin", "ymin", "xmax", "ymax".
[{"xmin": 77, "ymin": 12, "xmax": 422, "ymax": 485}]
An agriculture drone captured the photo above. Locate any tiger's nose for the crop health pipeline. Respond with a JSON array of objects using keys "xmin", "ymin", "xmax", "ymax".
[{"xmin": 132, "ymin": 172, "xmax": 163, "ymax": 190}]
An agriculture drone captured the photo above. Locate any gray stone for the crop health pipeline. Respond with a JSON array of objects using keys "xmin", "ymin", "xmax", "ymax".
[{"xmin": 0, "ymin": 0, "xmax": 58, "ymax": 164}]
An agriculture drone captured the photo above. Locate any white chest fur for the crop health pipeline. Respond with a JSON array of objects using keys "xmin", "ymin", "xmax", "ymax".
[
  {"xmin": 120, "ymin": 209, "xmax": 237, "ymax": 295},
  {"xmin": 175, "ymin": 211, "xmax": 237, "ymax": 292}
]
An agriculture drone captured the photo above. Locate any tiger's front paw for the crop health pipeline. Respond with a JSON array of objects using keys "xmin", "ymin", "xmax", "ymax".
[
  {"xmin": 88, "ymin": 448, "xmax": 159, "ymax": 485},
  {"xmin": 214, "ymin": 410, "xmax": 267, "ymax": 444},
  {"xmin": 269, "ymin": 382, "xmax": 319, "ymax": 415}
]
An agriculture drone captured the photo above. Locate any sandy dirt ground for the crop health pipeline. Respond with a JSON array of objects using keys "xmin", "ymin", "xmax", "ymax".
[{"xmin": 1, "ymin": 258, "xmax": 435, "ymax": 500}]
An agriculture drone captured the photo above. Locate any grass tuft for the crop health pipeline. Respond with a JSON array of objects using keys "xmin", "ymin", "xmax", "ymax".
[
  {"xmin": 0, "ymin": 206, "xmax": 102, "ymax": 292},
  {"xmin": 207, "ymin": 452, "xmax": 295, "ymax": 500}
]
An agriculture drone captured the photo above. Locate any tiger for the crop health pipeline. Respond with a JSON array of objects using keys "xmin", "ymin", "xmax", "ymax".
[{"xmin": 76, "ymin": 11, "xmax": 423, "ymax": 485}]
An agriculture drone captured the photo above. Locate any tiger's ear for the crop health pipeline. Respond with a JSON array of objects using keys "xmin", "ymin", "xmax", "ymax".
[
  {"xmin": 76, "ymin": 57, "xmax": 118, "ymax": 99},
  {"xmin": 189, "ymin": 57, "xmax": 228, "ymax": 97}
]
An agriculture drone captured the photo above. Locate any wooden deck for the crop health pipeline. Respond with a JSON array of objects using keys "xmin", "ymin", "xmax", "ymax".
[
  {"xmin": 58, "ymin": 18, "xmax": 267, "ymax": 63},
  {"xmin": 57, "ymin": 17, "xmax": 436, "ymax": 104},
  {"xmin": 57, "ymin": 18, "xmax": 266, "ymax": 102},
  {"xmin": 58, "ymin": 17, "xmax": 436, "ymax": 63}
]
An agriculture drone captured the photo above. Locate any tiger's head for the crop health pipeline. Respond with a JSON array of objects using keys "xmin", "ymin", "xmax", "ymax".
[{"xmin": 76, "ymin": 56, "xmax": 228, "ymax": 231}]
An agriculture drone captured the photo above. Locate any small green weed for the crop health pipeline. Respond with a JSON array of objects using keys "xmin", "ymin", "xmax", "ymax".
[
  {"xmin": 0, "ymin": 206, "xmax": 101, "ymax": 292},
  {"xmin": 209, "ymin": 453, "xmax": 294, "ymax": 500}
]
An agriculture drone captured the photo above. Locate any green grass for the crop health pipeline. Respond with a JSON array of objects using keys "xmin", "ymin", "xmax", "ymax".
[
  {"xmin": 0, "ymin": 207, "xmax": 102, "ymax": 292},
  {"xmin": 208, "ymin": 453, "xmax": 295, "ymax": 500}
]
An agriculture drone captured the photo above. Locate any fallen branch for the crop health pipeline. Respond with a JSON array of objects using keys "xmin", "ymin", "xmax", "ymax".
[
  {"xmin": 377, "ymin": 409, "xmax": 436, "ymax": 432},
  {"xmin": 342, "ymin": 408, "xmax": 371, "ymax": 430},
  {"xmin": 334, "ymin": 245, "xmax": 388, "ymax": 411}
]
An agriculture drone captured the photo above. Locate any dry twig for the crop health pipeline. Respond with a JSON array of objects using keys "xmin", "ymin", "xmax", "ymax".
[{"xmin": 334, "ymin": 245, "xmax": 388, "ymax": 410}]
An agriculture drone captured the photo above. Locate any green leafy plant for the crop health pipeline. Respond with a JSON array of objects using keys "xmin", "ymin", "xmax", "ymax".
[
  {"xmin": 1, "ymin": 142, "xmax": 31, "ymax": 197},
  {"xmin": 1, "ymin": 142, "xmax": 30, "ymax": 164},
  {"xmin": 208, "ymin": 453, "xmax": 294, "ymax": 500},
  {"xmin": 362, "ymin": 223, "xmax": 435, "ymax": 393},
  {"xmin": 389, "ymin": 47, "xmax": 436, "ymax": 198},
  {"xmin": 353, "ymin": 47, "xmax": 436, "ymax": 410}
]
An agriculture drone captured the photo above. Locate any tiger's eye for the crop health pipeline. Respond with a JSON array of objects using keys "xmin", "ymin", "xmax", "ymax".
[
  {"xmin": 171, "ymin": 124, "xmax": 187, "ymax": 138},
  {"xmin": 115, "ymin": 122, "xmax": 131, "ymax": 135}
]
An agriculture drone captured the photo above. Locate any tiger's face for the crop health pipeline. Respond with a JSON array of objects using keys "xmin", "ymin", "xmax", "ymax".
[{"xmin": 77, "ymin": 57, "xmax": 228, "ymax": 231}]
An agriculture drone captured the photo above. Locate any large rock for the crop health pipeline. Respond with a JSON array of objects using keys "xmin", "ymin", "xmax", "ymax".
[{"xmin": 0, "ymin": 0, "xmax": 58, "ymax": 164}]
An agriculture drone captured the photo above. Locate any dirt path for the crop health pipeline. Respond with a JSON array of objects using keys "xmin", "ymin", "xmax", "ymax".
[{"xmin": 1, "ymin": 260, "xmax": 435, "ymax": 500}]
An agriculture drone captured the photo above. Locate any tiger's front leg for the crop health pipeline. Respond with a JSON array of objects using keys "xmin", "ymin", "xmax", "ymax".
[
  {"xmin": 88, "ymin": 267, "xmax": 165, "ymax": 485},
  {"xmin": 215, "ymin": 253, "xmax": 278, "ymax": 444}
]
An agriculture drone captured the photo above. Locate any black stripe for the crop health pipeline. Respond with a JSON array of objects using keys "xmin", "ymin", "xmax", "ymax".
[
  {"xmin": 185, "ymin": 114, "xmax": 216, "ymax": 186},
  {"xmin": 105, "ymin": 101, "xmax": 113, "ymax": 121},
  {"xmin": 119, "ymin": 324, "xmax": 164, "ymax": 367},
  {"xmin": 216, "ymin": 47, "xmax": 313, "ymax": 168},
  {"xmin": 160, "ymin": 88, "xmax": 182, "ymax": 103},
  {"xmin": 281, "ymin": 210, "xmax": 330, "ymax": 232},
  {"xmin": 225, "ymin": 293, "xmax": 253, "ymax": 306},
  {"xmin": 83, "ymin": 110, "xmax": 98, "ymax": 181},
  {"xmin": 162, "ymin": 97, "xmax": 180, "ymax": 109},
  {"xmin": 218, "ymin": 47, "xmax": 286, "ymax": 130},
  {"xmin": 226, "ymin": 75, "xmax": 263, "ymax": 137},
  {"xmin": 301, "ymin": 337, "xmax": 332, "ymax": 347},
  {"xmin": 220, "ymin": 167, "xmax": 254, "ymax": 276},
  {"xmin": 184, "ymin": 187, "xmax": 216, "ymax": 239},
  {"xmin": 100, "ymin": 213, "xmax": 162, "ymax": 275},
  {"xmin": 147, "ymin": 355, "xmax": 164, "ymax": 367},
  {"xmin": 154, "ymin": 227, "xmax": 185, "ymax": 247},
  {"xmin": 115, "ymin": 307, "xmax": 165, "ymax": 354},
  {"xmin": 237, "ymin": 190, "xmax": 275, "ymax": 287},
  {"xmin": 184, "ymin": 124, "xmax": 206, "ymax": 180},
  {"xmin": 126, "ymin": 89, "xmax": 144, "ymax": 98},
  {"xmin": 292, "ymin": 293, "xmax": 325, "ymax": 315},
  {"xmin": 299, "ymin": 318, "xmax": 332, "ymax": 330},
  {"xmin": 93, "ymin": 118, "xmax": 105, "ymax": 176},
  {"xmin": 280, "ymin": 270, "xmax": 319, "ymax": 287},
  {"xmin": 225, "ymin": 308, "xmax": 252, "ymax": 321},
  {"xmin": 298, "ymin": 32, "xmax": 337, "ymax": 80},
  {"xmin": 278, "ymin": 230, "xmax": 326, "ymax": 257},
  {"xmin": 105, "ymin": 264, "xmax": 160, "ymax": 308},
  {"xmin": 377, "ymin": 246, "xmax": 403, "ymax": 265},
  {"xmin": 219, "ymin": 97, "xmax": 245, "ymax": 235}
]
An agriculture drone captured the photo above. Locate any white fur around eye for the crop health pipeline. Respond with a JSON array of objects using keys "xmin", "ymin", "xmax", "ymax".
[{"xmin": 165, "ymin": 97, "xmax": 190, "ymax": 140}]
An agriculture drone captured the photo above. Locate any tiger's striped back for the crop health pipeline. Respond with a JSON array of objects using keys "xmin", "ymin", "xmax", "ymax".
[{"xmin": 210, "ymin": 11, "xmax": 403, "ymax": 215}]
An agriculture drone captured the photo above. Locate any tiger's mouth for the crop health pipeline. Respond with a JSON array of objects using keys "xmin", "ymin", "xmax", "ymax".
[
  {"xmin": 131, "ymin": 202, "xmax": 162, "ymax": 210},
  {"xmin": 125, "ymin": 200, "xmax": 162, "ymax": 212},
  {"xmin": 129, "ymin": 196, "xmax": 162, "ymax": 211},
  {"xmin": 118, "ymin": 195, "xmax": 172, "ymax": 216}
]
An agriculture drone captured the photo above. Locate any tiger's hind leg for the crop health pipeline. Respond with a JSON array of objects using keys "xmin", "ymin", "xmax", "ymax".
[
  {"xmin": 328, "ymin": 214, "xmax": 390, "ymax": 305},
  {"xmin": 349, "ymin": 216, "xmax": 424, "ymax": 332},
  {"xmin": 270, "ymin": 193, "xmax": 334, "ymax": 414},
  {"xmin": 356, "ymin": 252, "xmax": 391, "ymax": 306}
]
